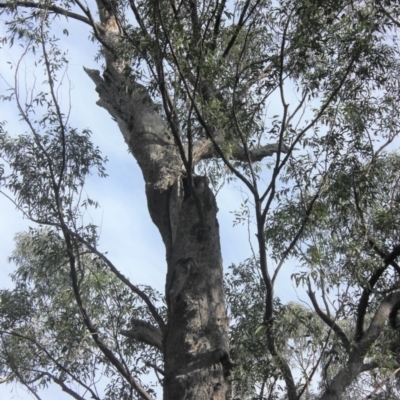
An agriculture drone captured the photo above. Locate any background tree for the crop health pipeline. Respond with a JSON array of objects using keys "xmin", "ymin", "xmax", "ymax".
[{"xmin": 0, "ymin": 0, "xmax": 400, "ymax": 399}]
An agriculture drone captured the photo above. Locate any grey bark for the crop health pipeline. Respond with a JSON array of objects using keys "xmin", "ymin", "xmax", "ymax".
[
  {"xmin": 192, "ymin": 140, "xmax": 294, "ymax": 163},
  {"xmin": 120, "ymin": 319, "xmax": 163, "ymax": 351},
  {"xmin": 85, "ymin": 50, "xmax": 231, "ymax": 399}
]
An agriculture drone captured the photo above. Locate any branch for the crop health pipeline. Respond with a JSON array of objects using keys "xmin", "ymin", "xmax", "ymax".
[
  {"xmin": 1, "ymin": 343, "xmax": 43, "ymax": 400},
  {"xmin": 360, "ymin": 361, "xmax": 379, "ymax": 373},
  {"xmin": 120, "ymin": 319, "xmax": 163, "ymax": 351},
  {"xmin": 0, "ymin": 372, "xmax": 15, "ymax": 384},
  {"xmin": 64, "ymin": 222, "xmax": 154, "ymax": 400},
  {"xmin": 143, "ymin": 361, "xmax": 165, "ymax": 376},
  {"xmin": 39, "ymin": 371, "xmax": 87, "ymax": 400},
  {"xmin": 211, "ymin": 0, "xmax": 227, "ymax": 50},
  {"xmin": 307, "ymin": 285, "xmax": 351, "ymax": 352},
  {"xmin": 297, "ymin": 324, "xmax": 334, "ymax": 400},
  {"xmin": 0, "ymin": 191, "xmax": 164, "ymax": 335},
  {"xmin": 158, "ymin": 7, "xmax": 257, "ymax": 197},
  {"xmin": 193, "ymin": 140, "xmax": 295, "ymax": 163},
  {"xmin": 0, "ymin": 1, "xmax": 91, "ymax": 25},
  {"xmin": 318, "ymin": 292, "xmax": 400, "ymax": 400},
  {"xmin": 353, "ymin": 186, "xmax": 400, "ymax": 340},
  {"xmin": 385, "ymin": 244, "xmax": 400, "ymax": 267},
  {"xmin": 369, "ymin": 239, "xmax": 400, "ymax": 276},
  {"xmin": 355, "ymin": 243, "xmax": 400, "ymax": 341},
  {"xmin": 363, "ymin": 367, "xmax": 400, "ymax": 399},
  {"xmin": 222, "ymin": 0, "xmax": 262, "ymax": 58},
  {"xmin": 360, "ymin": 291, "xmax": 400, "ymax": 349},
  {"xmin": 272, "ymin": 177, "xmax": 326, "ymax": 285},
  {"xmin": 377, "ymin": 3, "xmax": 400, "ymax": 28},
  {"xmin": 69, "ymin": 226, "xmax": 166, "ymax": 333},
  {"xmin": 0, "ymin": 330, "xmax": 101, "ymax": 400},
  {"xmin": 260, "ymin": 43, "xmax": 362, "ymax": 208}
]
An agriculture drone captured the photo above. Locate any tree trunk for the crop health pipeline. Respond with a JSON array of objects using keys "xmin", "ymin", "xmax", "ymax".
[
  {"xmin": 163, "ymin": 176, "xmax": 230, "ymax": 400},
  {"xmin": 85, "ymin": 64, "xmax": 231, "ymax": 400}
]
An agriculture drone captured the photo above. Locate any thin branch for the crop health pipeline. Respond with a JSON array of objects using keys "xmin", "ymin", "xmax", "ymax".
[
  {"xmin": 39, "ymin": 17, "xmax": 67, "ymax": 191},
  {"xmin": 1, "ymin": 184, "xmax": 164, "ymax": 334},
  {"xmin": 259, "ymin": 8, "xmax": 293, "ymax": 216},
  {"xmin": 232, "ymin": 19, "xmax": 260, "ymax": 194},
  {"xmin": 68, "ymin": 229, "xmax": 165, "ymax": 333},
  {"xmin": 378, "ymin": 3, "xmax": 400, "ymax": 28},
  {"xmin": 307, "ymin": 284, "xmax": 351, "ymax": 352},
  {"xmin": 5, "ymin": 189, "xmax": 165, "ymax": 338},
  {"xmin": 0, "ymin": 330, "xmax": 101, "ymax": 400},
  {"xmin": 297, "ymin": 326, "xmax": 334, "ymax": 400},
  {"xmin": 259, "ymin": 43, "xmax": 361, "ymax": 210},
  {"xmin": 363, "ymin": 367, "xmax": 400, "ymax": 400},
  {"xmin": 143, "ymin": 361, "xmax": 165, "ymax": 377},
  {"xmin": 0, "ymin": 1, "xmax": 91, "ymax": 25},
  {"xmin": 73, "ymin": 0, "xmax": 111, "ymax": 51},
  {"xmin": 38, "ymin": 371, "xmax": 87, "ymax": 400},
  {"xmin": 222, "ymin": 0, "xmax": 262, "ymax": 58},
  {"xmin": 0, "ymin": 372, "xmax": 15, "ymax": 383},
  {"xmin": 272, "ymin": 182, "xmax": 323, "ymax": 284}
]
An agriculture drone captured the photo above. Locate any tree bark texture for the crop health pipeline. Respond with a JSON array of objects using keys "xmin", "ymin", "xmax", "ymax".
[
  {"xmin": 86, "ymin": 63, "xmax": 231, "ymax": 400},
  {"xmin": 164, "ymin": 176, "xmax": 230, "ymax": 399}
]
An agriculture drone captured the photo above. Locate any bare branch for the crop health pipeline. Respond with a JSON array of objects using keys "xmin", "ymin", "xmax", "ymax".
[
  {"xmin": 39, "ymin": 371, "xmax": 87, "ymax": 400},
  {"xmin": 193, "ymin": 140, "xmax": 295, "ymax": 162},
  {"xmin": 0, "ymin": 1, "xmax": 91, "ymax": 25},
  {"xmin": 120, "ymin": 319, "xmax": 163, "ymax": 351}
]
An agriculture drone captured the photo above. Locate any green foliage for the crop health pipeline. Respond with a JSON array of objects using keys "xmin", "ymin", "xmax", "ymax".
[
  {"xmin": 226, "ymin": 259, "xmax": 335, "ymax": 399},
  {"xmin": 0, "ymin": 230, "xmax": 164, "ymax": 398}
]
